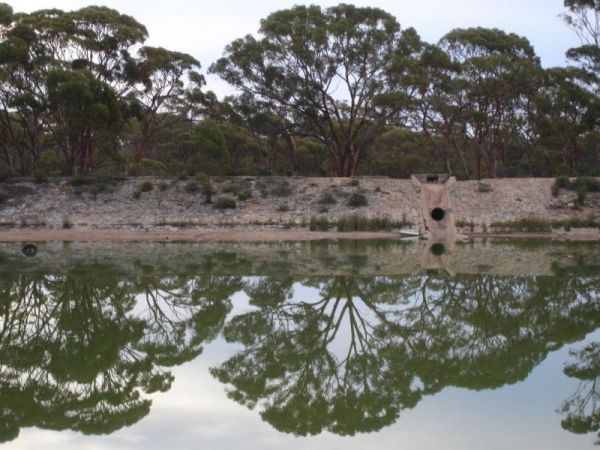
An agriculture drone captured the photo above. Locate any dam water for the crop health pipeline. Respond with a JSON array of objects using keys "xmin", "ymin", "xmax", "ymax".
[{"xmin": 0, "ymin": 239, "xmax": 599, "ymax": 449}]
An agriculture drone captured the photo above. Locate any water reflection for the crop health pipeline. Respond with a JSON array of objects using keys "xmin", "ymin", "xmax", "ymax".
[{"xmin": 0, "ymin": 241, "xmax": 599, "ymax": 444}]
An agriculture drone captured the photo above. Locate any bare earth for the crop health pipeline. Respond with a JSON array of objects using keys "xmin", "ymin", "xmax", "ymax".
[{"xmin": 0, "ymin": 229, "xmax": 598, "ymax": 242}]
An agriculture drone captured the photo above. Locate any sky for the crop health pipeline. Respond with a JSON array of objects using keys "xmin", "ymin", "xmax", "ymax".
[{"xmin": 14, "ymin": 0, "xmax": 582, "ymax": 97}]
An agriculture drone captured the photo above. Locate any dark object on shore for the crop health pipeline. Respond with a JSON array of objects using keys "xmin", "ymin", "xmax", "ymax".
[
  {"xmin": 22, "ymin": 244, "xmax": 37, "ymax": 257},
  {"xmin": 426, "ymin": 174, "xmax": 439, "ymax": 183}
]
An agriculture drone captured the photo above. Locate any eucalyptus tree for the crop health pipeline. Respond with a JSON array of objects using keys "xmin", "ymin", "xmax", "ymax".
[
  {"xmin": 439, "ymin": 28, "xmax": 544, "ymax": 178},
  {"xmin": 128, "ymin": 46, "xmax": 202, "ymax": 170},
  {"xmin": 210, "ymin": 4, "xmax": 423, "ymax": 177},
  {"xmin": 562, "ymin": 0, "xmax": 600, "ymax": 86}
]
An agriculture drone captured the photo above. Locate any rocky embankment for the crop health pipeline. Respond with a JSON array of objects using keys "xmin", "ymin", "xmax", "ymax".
[{"xmin": 0, "ymin": 176, "xmax": 598, "ymax": 235}]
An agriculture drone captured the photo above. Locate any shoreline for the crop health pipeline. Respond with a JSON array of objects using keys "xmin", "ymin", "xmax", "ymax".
[{"xmin": 0, "ymin": 229, "xmax": 598, "ymax": 242}]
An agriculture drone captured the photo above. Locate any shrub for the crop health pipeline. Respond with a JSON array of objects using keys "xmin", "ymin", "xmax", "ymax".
[
  {"xmin": 256, "ymin": 180, "xmax": 268, "ymax": 197},
  {"xmin": 575, "ymin": 185, "xmax": 587, "ymax": 208},
  {"xmin": 222, "ymin": 182, "xmax": 241, "ymax": 195},
  {"xmin": 477, "ymin": 182, "xmax": 493, "ymax": 193},
  {"xmin": 215, "ymin": 196, "xmax": 237, "ymax": 209},
  {"xmin": 132, "ymin": 190, "xmax": 142, "ymax": 200},
  {"xmin": 309, "ymin": 216, "xmax": 330, "ymax": 231},
  {"xmin": 196, "ymin": 174, "xmax": 215, "ymax": 203},
  {"xmin": 347, "ymin": 192, "xmax": 368, "ymax": 207},
  {"xmin": 33, "ymin": 172, "xmax": 47, "ymax": 184},
  {"xmin": 490, "ymin": 218, "xmax": 552, "ymax": 233},
  {"xmin": 62, "ymin": 216, "xmax": 72, "ymax": 229},
  {"xmin": 318, "ymin": 191, "xmax": 336, "ymax": 205},
  {"xmin": 89, "ymin": 183, "xmax": 107, "ymax": 200},
  {"xmin": 272, "ymin": 179, "xmax": 292, "ymax": 197},
  {"xmin": 185, "ymin": 181, "xmax": 199, "ymax": 193},
  {"xmin": 0, "ymin": 167, "xmax": 12, "ymax": 182},
  {"xmin": 178, "ymin": 172, "xmax": 188, "ymax": 181},
  {"xmin": 70, "ymin": 176, "xmax": 92, "ymax": 187},
  {"xmin": 140, "ymin": 181, "xmax": 154, "ymax": 192},
  {"xmin": 237, "ymin": 189, "xmax": 252, "ymax": 201}
]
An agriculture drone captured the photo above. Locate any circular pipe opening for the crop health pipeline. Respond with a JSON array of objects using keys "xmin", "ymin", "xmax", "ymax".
[
  {"xmin": 430, "ymin": 243, "xmax": 446, "ymax": 256},
  {"xmin": 22, "ymin": 244, "xmax": 37, "ymax": 257},
  {"xmin": 431, "ymin": 208, "xmax": 445, "ymax": 222}
]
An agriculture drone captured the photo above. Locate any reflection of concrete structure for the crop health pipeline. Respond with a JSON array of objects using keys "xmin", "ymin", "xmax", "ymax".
[{"xmin": 411, "ymin": 174, "xmax": 457, "ymax": 240}]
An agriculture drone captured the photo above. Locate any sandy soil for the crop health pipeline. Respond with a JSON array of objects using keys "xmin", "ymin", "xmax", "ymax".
[
  {"xmin": 0, "ymin": 230, "xmax": 411, "ymax": 242},
  {"xmin": 0, "ymin": 229, "xmax": 598, "ymax": 242}
]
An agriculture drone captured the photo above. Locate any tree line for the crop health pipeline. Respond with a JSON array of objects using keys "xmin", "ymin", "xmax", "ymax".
[{"xmin": 0, "ymin": 1, "xmax": 599, "ymax": 180}]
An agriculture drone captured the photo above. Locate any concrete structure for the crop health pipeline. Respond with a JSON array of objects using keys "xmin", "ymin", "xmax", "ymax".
[{"xmin": 411, "ymin": 174, "xmax": 458, "ymax": 240}]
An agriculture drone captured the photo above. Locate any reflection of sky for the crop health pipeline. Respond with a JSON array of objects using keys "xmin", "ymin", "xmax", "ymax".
[{"xmin": 5, "ymin": 288, "xmax": 600, "ymax": 450}]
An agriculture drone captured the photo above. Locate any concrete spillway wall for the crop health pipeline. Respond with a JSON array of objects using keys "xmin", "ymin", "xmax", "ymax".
[{"xmin": 0, "ymin": 177, "xmax": 598, "ymax": 232}]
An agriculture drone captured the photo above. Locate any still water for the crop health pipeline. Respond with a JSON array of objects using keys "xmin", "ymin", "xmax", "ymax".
[{"xmin": 1, "ymin": 239, "xmax": 599, "ymax": 449}]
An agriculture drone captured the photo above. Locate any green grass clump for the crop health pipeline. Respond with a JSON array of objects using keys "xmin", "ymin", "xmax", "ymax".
[
  {"xmin": 0, "ymin": 168, "xmax": 12, "ymax": 182},
  {"xmin": 62, "ymin": 216, "xmax": 72, "ymax": 229},
  {"xmin": 309, "ymin": 216, "xmax": 331, "ymax": 231},
  {"xmin": 272, "ymin": 179, "xmax": 292, "ymax": 197},
  {"xmin": 33, "ymin": 172, "xmax": 47, "ymax": 184},
  {"xmin": 185, "ymin": 181, "xmax": 199, "ymax": 193},
  {"xmin": 552, "ymin": 176, "xmax": 600, "ymax": 195},
  {"xmin": 140, "ymin": 181, "xmax": 154, "ymax": 192},
  {"xmin": 256, "ymin": 180, "xmax": 268, "ymax": 197},
  {"xmin": 215, "ymin": 196, "xmax": 237, "ymax": 210},
  {"xmin": 69, "ymin": 176, "xmax": 92, "ymax": 187},
  {"xmin": 336, "ymin": 215, "xmax": 394, "ymax": 232},
  {"xmin": 237, "ymin": 189, "xmax": 252, "ymax": 201},
  {"xmin": 575, "ymin": 185, "xmax": 587, "ymax": 208},
  {"xmin": 318, "ymin": 191, "xmax": 337, "ymax": 205},
  {"xmin": 222, "ymin": 182, "xmax": 242, "ymax": 195},
  {"xmin": 347, "ymin": 192, "xmax": 368, "ymax": 208},
  {"xmin": 490, "ymin": 218, "xmax": 552, "ymax": 233}
]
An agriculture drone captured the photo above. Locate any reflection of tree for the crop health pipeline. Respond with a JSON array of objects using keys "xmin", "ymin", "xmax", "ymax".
[
  {"xmin": 212, "ymin": 273, "xmax": 600, "ymax": 436},
  {"xmin": 0, "ymin": 265, "xmax": 240, "ymax": 443},
  {"xmin": 560, "ymin": 342, "xmax": 600, "ymax": 445}
]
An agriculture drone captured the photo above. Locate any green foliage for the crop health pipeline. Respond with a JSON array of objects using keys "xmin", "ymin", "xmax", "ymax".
[
  {"xmin": 272, "ymin": 179, "xmax": 292, "ymax": 197},
  {"xmin": 210, "ymin": 4, "xmax": 422, "ymax": 176},
  {"xmin": 490, "ymin": 218, "xmax": 553, "ymax": 232},
  {"xmin": 0, "ymin": 167, "xmax": 12, "ymax": 182},
  {"xmin": 33, "ymin": 172, "xmax": 47, "ymax": 184},
  {"xmin": 214, "ymin": 196, "xmax": 237, "ymax": 210},
  {"xmin": 136, "ymin": 159, "xmax": 167, "ymax": 177},
  {"xmin": 69, "ymin": 176, "xmax": 93, "ymax": 187},
  {"xmin": 309, "ymin": 216, "xmax": 331, "ymax": 231},
  {"xmin": 347, "ymin": 192, "xmax": 368, "ymax": 208},
  {"xmin": 237, "ymin": 189, "xmax": 252, "ymax": 201},
  {"xmin": 552, "ymin": 177, "xmax": 600, "ymax": 197},
  {"xmin": 139, "ymin": 181, "xmax": 154, "ymax": 192},
  {"xmin": 62, "ymin": 216, "xmax": 72, "ymax": 229},
  {"xmin": 575, "ymin": 185, "xmax": 588, "ymax": 208},
  {"xmin": 185, "ymin": 181, "xmax": 199, "ymax": 193},
  {"xmin": 317, "ymin": 191, "xmax": 337, "ymax": 205}
]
